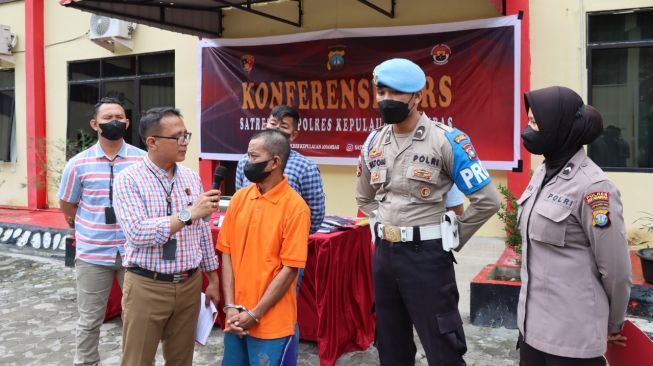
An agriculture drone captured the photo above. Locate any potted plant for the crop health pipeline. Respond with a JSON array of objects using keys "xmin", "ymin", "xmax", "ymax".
[
  {"xmin": 634, "ymin": 212, "xmax": 653, "ymax": 284},
  {"xmin": 496, "ymin": 185, "xmax": 522, "ymax": 268},
  {"xmin": 469, "ymin": 185, "xmax": 523, "ymax": 328}
]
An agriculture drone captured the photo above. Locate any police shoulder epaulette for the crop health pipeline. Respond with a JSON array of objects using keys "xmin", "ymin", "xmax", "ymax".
[
  {"xmin": 580, "ymin": 162, "xmax": 609, "ymax": 185},
  {"xmin": 435, "ymin": 122, "xmax": 454, "ymax": 132}
]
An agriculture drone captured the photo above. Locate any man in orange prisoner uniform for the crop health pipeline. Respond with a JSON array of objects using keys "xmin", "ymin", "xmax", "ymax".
[{"xmin": 217, "ymin": 129, "xmax": 311, "ymax": 366}]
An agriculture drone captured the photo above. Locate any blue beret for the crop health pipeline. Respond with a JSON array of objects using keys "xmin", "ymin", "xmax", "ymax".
[{"xmin": 373, "ymin": 58, "xmax": 426, "ymax": 93}]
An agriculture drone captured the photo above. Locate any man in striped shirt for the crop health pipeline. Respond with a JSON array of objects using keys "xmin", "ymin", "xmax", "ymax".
[
  {"xmin": 113, "ymin": 107, "xmax": 221, "ymax": 366},
  {"xmin": 58, "ymin": 97, "xmax": 146, "ymax": 366}
]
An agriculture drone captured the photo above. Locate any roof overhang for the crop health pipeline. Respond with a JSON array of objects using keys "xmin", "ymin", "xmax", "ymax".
[
  {"xmin": 59, "ymin": 0, "xmax": 306, "ymax": 38},
  {"xmin": 59, "ymin": 0, "xmax": 505, "ymax": 38}
]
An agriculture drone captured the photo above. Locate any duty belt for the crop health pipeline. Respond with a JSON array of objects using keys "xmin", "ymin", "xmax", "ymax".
[
  {"xmin": 376, "ymin": 223, "xmax": 442, "ymax": 243},
  {"xmin": 127, "ymin": 266, "xmax": 198, "ymax": 283}
]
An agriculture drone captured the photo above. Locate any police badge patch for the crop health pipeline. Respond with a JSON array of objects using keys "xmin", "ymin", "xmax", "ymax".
[
  {"xmin": 584, "ymin": 191, "xmax": 611, "ymax": 228},
  {"xmin": 369, "ymin": 148, "xmax": 383, "ymax": 159},
  {"xmin": 356, "ymin": 155, "xmax": 362, "ymax": 177},
  {"xmin": 454, "ymin": 134, "xmax": 468, "ymax": 144},
  {"xmin": 412, "ymin": 168, "xmax": 433, "ymax": 180},
  {"xmin": 462, "ymin": 143, "xmax": 477, "ymax": 160},
  {"xmin": 419, "ymin": 186, "xmax": 432, "ymax": 198}
]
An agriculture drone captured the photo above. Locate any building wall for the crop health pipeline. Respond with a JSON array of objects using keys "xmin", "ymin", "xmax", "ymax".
[
  {"xmin": 4, "ymin": 0, "xmax": 648, "ymax": 237},
  {"xmin": 530, "ymin": 0, "xmax": 653, "ymax": 232},
  {"xmin": 0, "ymin": 1, "xmax": 26, "ymax": 206},
  {"xmin": 0, "ymin": 0, "xmax": 508, "ymax": 235}
]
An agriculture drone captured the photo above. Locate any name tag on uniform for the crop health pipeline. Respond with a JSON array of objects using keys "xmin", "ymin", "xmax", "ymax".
[{"xmin": 543, "ymin": 192, "xmax": 575, "ymax": 209}]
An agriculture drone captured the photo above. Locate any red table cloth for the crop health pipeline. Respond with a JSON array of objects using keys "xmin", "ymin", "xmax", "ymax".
[
  {"xmin": 104, "ymin": 220, "xmax": 375, "ymax": 366},
  {"xmin": 295, "ymin": 227, "xmax": 375, "ymax": 365}
]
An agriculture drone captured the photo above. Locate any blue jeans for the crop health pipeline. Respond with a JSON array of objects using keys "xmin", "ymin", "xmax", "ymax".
[{"xmin": 222, "ymin": 332, "xmax": 294, "ymax": 366}]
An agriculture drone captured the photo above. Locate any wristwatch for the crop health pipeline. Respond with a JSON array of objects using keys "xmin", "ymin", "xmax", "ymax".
[{"xmin": 178, "ymin": 209, "xmax": 192, "ymax": 226}]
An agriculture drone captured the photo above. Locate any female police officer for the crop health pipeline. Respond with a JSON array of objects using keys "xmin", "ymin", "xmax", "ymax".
[
  {"xmin": 356, "ymin": 58, "xmax": 500, "ymax": 365},
  {"xmin": 516, "ymin": 86, "xmax": 632, "ymax": 366}
]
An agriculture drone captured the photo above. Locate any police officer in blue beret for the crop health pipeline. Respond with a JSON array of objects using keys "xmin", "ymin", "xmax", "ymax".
[{"xmin": 356, "ymin": 58, "xmax": 500, "ymax": 365}]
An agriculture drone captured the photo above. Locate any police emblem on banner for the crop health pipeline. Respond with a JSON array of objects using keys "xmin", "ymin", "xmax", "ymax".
[
  {"xmin": 240, "ymin": 55, "xmax": 255, "ymax": 74},
  {"xmin": 327, "ymin": 45, "xmax": 346, "ymax": 71},
  {"xmin": 431, "ymin": 44, "xmax": 451, "ymax": 65}
]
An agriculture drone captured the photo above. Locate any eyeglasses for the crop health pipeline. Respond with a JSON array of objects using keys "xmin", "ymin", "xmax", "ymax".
[{"xmin": 152, "ymin": 132, "xmax": 192, "ymax": 145}]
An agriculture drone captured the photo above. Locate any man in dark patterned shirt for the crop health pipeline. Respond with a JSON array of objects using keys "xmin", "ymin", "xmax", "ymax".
[{"xmin": 236, "ymin": 105, "xmax": 325, "ymax": 234}]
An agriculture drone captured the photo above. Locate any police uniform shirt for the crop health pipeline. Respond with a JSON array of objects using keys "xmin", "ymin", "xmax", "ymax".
[
  {"xmin": 516, "ymin": 148, "xmax": 632, "ymax": 358},
  {"xmin": 356, "ymin": 113, "xmax": 500, "ymax": 249}
]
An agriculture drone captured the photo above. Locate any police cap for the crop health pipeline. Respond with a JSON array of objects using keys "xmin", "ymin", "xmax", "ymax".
[{"xmin": 373, "ymin": 58, "xmax": 426, "ymax": 93}]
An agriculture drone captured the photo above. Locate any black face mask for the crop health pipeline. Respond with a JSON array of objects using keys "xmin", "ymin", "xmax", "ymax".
[
  {"xmin": 520, "ymin": 125, "xmax": 555, "ymax": 155},
  {"xmin": 378, "ymin": 96, "xmax": 414, "ymax": 124},
  {"xmin": 98, "ymin": 120, "xmax": 127, "ymax": 141},
  {"xmin": 244, "ymin": 159, "xmax": 272, "ymax": 183}
]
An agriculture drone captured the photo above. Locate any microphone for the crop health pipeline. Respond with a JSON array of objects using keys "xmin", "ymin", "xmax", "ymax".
[
  {"xmin": 204, "ymin": 166, "xmax": 228, "ymax": 222},
  {"xmin": 212, "ymin": 166, "xmax": 228, "ymax": 190}
]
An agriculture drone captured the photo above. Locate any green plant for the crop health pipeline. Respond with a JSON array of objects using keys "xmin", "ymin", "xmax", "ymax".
[
  {"xmin": 633, "ymin": 212, "xmax": 653, "ymax": 248},
  {"xmin": 635, "ymin": 212, "xmax": 653, "ymax": 235},
  {"xmin": 497, "ymin": 185, "xmax": 522, "ymax": 256},
  {"xmin": 21, "ymin": 130, "xmax": 97, "ymax": 193}
]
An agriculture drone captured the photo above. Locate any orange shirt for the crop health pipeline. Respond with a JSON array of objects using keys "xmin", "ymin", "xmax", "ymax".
[{"xmin": 217, "ymin": 177, "xmax": 310, "ymax": 339}]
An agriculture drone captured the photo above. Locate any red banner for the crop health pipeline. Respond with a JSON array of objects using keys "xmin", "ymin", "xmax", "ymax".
[{"xmin": 199, "ymin": 16, "xmax": 521, "ymax": 169}]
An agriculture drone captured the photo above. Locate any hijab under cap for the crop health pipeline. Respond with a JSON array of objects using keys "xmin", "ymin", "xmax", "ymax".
[{"xmin": 523, "ymin": 86, "xmax": 604, "ymax": 182}]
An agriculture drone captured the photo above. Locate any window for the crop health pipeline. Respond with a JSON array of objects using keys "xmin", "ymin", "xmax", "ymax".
[
  {"xmin": 587, "ymin": 8, "xmax": 653, "ymax": 171},
  {"xmin": 67, "ymin": 51, "xmax": 175, "ymax": 151},
  {"xmin": 0, "ymin": 69, "xmax": 15, "ymax": 162}
]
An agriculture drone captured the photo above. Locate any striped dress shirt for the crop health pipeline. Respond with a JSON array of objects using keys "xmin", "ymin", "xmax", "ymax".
[
  {"xmin": 57, "ymin": 141, "xmax": 146, "ymax": 266},
  {"xmin": 236, "ymin": 150, "xmax": 325, "ymax": 234},
  {"xmin": 113, "ymin": 155, "xmax": 219, "ymax": 274}
]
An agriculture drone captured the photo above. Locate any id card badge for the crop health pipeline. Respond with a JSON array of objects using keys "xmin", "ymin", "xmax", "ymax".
[
  {"xmin": 162, "ymin": 238, "xmax": 177, "ymax": 261},
  {"xmin": 104, "ymin": 207, "xmax": 117, "ymax": 224}
]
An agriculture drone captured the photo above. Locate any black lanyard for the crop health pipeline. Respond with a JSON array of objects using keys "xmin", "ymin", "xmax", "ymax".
[
  {"xmin": 108, "ymin": 160, "xmax": 115, "ymax": 207},
  {"xmin": 146, "ymin": 165, "xmax": 176, "ymax": 216}
]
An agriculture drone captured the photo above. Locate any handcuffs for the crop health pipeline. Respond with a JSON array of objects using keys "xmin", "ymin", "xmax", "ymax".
[{"xmin": 222, "ymin": 304, "xmax": 260, "ymax": 323}]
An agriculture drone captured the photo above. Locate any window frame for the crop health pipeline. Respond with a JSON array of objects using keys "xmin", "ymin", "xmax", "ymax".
[
  {"xmin": 0, "ymin": 68, "xmax": 15, "ymax": 163},
  {"xmin": 586, "ymin": 7, "xmax": 653, "ymax": 172},
  {"xmin": 66, "ymin": 51, "xmax": 175, "ymax": 149}
]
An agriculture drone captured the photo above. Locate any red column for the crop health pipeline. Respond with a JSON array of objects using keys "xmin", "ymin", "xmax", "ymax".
[
  {"xmin": 25, "ymin": 0, "xmax": 47, "ymax": 209},
  {"xmin": 505, "ymin": 0, "xmax": 531, "ymax": 197}
]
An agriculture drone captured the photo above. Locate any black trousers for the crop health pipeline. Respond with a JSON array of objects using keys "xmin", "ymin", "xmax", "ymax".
[
  {"xmin": 518, "ymin": 334, "xmax": 606, "ymax": 366},
  {"xmin": 373, "ymin": 238, "xmax": 466, "ymax": 366}
]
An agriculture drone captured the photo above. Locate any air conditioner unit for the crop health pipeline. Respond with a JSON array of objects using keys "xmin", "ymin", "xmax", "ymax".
[
  {"xmin": 89, "ymin": 15, "xmax": 135, "ymax": 52},
  {"xmin": 0, "ymin": 25, "xmax": 17, "ymax": 66}
]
